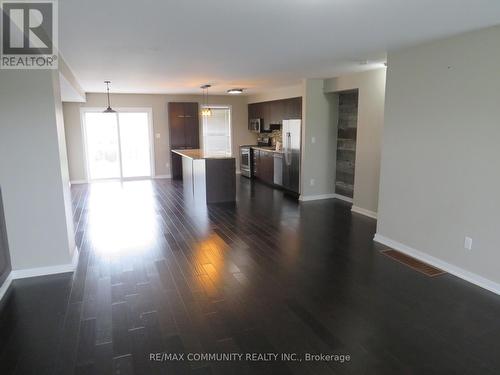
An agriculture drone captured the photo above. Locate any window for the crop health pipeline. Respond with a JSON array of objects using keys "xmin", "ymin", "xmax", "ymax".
[{"xmin": 202, "ymin": 106, "xmax": 232, "ymax": 155}]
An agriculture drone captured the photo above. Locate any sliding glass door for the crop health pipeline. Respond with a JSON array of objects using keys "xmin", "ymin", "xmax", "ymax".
[{"xmin": 83, "ymin": 109, "xmax": 153, "ymax": 181}]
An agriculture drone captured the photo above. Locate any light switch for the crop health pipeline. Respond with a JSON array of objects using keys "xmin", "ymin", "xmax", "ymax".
[
  {"xmin": 464, "ymin": 236, "xmax": 473, "ymax": 250},
  {"xmin": 311, "ymin": 136, "xmax": 316, "ymax": 144},
  {"xmin": 155, "ymin": 133, "xmax": 161, "ymax": 139}
]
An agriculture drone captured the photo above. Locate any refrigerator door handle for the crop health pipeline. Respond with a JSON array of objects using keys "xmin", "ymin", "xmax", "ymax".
[
  {"xmin": 284, "ymin": 132, "xmax": 291, "ymax": 165},
  {"xmin": 287, "ymin": 133, "xmax": 292, "ymax": 166}
]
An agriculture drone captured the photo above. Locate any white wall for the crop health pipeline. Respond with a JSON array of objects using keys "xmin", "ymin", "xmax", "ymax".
[
  {"xmin": 63, "ymin": 93, "xmax": 256, "ymax": 181},
  {"xmin": 0, "ymin": 70, "xmax": 75, "ymax": 271},
  {"xmin": 377, "ymin": 25, "xmax": 500, "ymax": 289},
  {"xmin": 301, "ymin": 79, "xmax": 337, "ymax": 198},
  {"xmin": 325, "ymin": 69, "xmax": 386, "ymax": 215}
]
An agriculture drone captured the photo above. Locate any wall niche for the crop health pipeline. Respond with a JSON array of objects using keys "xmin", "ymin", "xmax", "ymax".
[{"xmin": 335, "ymin": 90, "xmax": 358, "ymax": 198}]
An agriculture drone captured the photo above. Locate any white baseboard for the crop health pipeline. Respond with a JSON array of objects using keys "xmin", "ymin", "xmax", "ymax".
[
  {"xmin": 11, "ymin": 262, "xmax": 76, "ymax": 279},
  {"xmin": 299, "ymin": 193, "xmax": 336, "ymax": 202},
  {"xmin": 374, "ymin": 233, "xmax": 500, "ymax": 296},
  {"xmin": 334, "ymin": 194, "xmax": 353, "ymax": 204},
  {"xmin": 0, "ymin": 246, "xmax": 79, "ymax": 301},
  {"xmin": 0, "ymin": 273, "xmax": 14, "ymax": 301},
  {"xmin": 153, "ymin": 174, "xmax": 171, "ymax": 179},
  {"xmin": 351, "ymin": 205, "xmax": 378, "ymax": 219},
  {"xmin": 299, "ymin": 193, "xmax": 355, "ymax": 203},
  {"xmin": 70, "ymin": 180, "xmax": 88, "ymax": 185}
]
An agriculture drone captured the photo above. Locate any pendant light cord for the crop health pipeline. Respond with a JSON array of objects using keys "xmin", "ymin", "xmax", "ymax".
[{"xmin": 105, "ymin": 81, "xmax": 111, "ymax": 108}]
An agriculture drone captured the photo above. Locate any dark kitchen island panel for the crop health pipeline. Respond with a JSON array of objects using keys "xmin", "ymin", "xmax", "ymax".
[{"xmin": 171, "ymin": 149, "xmax": 236, "ymax": 204}]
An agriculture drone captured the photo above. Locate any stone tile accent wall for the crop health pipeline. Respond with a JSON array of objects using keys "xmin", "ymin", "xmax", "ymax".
[{"xmin": 335, "ymin": 90, "xmax": 358, "ymax": 198}]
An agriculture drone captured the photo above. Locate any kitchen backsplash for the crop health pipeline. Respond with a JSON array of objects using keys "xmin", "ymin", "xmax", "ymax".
[{"xmin": 270, "ymin": 129, "xmax": 282, "ymax": 146}]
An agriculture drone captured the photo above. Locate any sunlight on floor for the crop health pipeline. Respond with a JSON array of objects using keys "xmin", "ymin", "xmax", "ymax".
[{"xmin": 86, "ymin": 180, "xmax": 158, "ymax": 256}]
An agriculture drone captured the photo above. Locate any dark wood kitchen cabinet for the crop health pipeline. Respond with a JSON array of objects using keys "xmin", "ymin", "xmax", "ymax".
[
  {"xmin": 284, "ymin": 97, "xmax": 302, "ymax": 119},
  {"xmin": 253, "ymin": 149, "xmax": 260, "ymax": 178},
  {"xmin": 169, "ymin": 102, "xmax": 199, "ymax": 180},
  {"xmin": 248, "ymin": 97, "xmax": 302, "ymax": 132},
  {"xmin": 270, "ymin": 99, "xmax": 285, "ymax": 125},
  {"xmin": 168, "ymin": 102, "xmax": 200, "ymax": 149},
  {"xmin": 248, "ymin": 102, "xmax": 259, "ymax": 121},
  {"xmin": 253, "ymin": 149, "xmax": 274, "ymax": 185}
]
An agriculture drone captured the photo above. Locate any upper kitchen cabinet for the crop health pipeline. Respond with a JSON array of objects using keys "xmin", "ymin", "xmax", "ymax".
[
  {"xmin": 270, "ymin": 99, "xmax": 285, "ymax": 125},
  {"xmin": 284, "ymin": 97, "xmax": 302, "ymax": 119},
  {"xmin": 248, "ymin": 102, "xmax": 259, "ymax": 121},
  {"xmin": 248, "ymin": 97, "xmax": 302, "ymax": 132},
  {"xmin": 168, "ymin": 102, "xmax": 200, "ymax": 149}
]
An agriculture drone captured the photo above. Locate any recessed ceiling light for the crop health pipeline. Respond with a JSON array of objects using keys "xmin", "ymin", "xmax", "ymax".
[{"xmin": 227, "ymin": 88, "xmax": 244, "ymax": 94}]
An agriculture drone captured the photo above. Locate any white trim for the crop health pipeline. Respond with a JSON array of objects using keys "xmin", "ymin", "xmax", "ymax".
[
  {"xmin": 79, "ymin": 108, "xmax": 90, "ymax": 182},
  {"xmin": 351, "ymin": 205, "xmax": 377, "ymax": 219},
  {"xmin": 0, "ymin": 273, "xmax": 13, "ymax": 301},
  {"xmin": 299, "ymin": 193, "xmax": 355, "ymax": 203},
  {"xmin": 236, "ymin": 170, "xmax": 241, "ymax": 175},
  {"xmin": 153, "ymin": 174, "xmax": 171, "ymax": 179},
  {"xmin": 0, "ymin": 246, "xmax": 79, "ymax": 301},
  {"xmin": 299, "ymin": 193, "xmax": 336, "ymax": 202},
  {"xmin": 70, "ymin": 179, "xmax": 88, "ymax": 185},
  {"xmin": 374, "ymin": 234, "xmax": 500, "ymax": 296},
  {"xmin": 334, "ymin": 194, "xmax": 353, "ymax": 203},
  {"xmin": 11, "ymin": 246, "xmax": 79, "ymax": 280},
  {"xmin": 11, "ymin": 263, "xmax": 75, "ymax": 279}
]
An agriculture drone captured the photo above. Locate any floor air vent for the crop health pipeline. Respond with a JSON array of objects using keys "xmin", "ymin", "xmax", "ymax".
[{"xmin": 381, "ymin": 249, "xmax": 445, "ymax": 277}]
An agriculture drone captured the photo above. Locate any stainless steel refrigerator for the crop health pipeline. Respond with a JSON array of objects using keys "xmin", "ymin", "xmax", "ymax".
[{"xmin": 282, "ymin": 119, "xmax": 301, "ymax": 194}]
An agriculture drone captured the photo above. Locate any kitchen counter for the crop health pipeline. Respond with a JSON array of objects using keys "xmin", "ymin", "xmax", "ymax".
[
  {"xmin": 171, "ymin": 149, "xmax": 235, "ymax": 203},
  {"xmin": 251, "ymin": 146, "xmax": 283, "ymax": 154},
  {"xmin": 172, "ymin": 149, "xmax": 234, "ymax": 159}
]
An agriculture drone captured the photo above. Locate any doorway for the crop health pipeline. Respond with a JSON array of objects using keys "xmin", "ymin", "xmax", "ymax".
[{"xmin": 82, "ymin": 109, "xmax": 154, "ymax": 181}]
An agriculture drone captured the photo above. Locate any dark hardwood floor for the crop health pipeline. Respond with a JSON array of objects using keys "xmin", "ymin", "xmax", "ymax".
[{"xmin": 1, "ymin": 177, "xmax": 500, "ymax": 374}]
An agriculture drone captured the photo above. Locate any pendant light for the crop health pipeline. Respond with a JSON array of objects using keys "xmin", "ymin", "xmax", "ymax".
[
  {"xmin": 201, "ymin": 84, "xmax": 212, "ymax": 117},
  {"xmin": 103, "ymin": 80, "xmax": 116, "ymax": 113}
]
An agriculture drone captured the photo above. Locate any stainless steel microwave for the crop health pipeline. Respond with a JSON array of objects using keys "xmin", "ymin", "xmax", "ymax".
[{"xmin": 249, "ymin": 118, "xmax": 262, "ymax": 133}]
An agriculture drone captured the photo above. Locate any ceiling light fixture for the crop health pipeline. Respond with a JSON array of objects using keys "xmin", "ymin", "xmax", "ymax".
[
  {"xmin": 227, "ymin": 88, "xmax": 244, "ymax": 94},
  {"xmin": 102, "ymin": 80, "xmax": 116, "ymax": 113},
  {"xmin": 201, "ymin": 84, "xmax": 212, "ymax": 117}
]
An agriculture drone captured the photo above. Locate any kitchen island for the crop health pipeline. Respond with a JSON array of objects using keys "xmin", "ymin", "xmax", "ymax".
[{"xmin": 171, "ymin": 149, "xmax": 236, "ymax": 203}]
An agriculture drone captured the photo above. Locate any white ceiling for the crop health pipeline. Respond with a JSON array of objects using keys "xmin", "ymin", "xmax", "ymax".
[{"xmin": 59, "ymin": 0, "xmax": 500, "ymax": 95}]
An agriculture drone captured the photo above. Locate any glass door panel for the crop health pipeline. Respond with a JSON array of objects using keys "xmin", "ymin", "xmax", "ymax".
[
  {"xmin": 84, "ymin": 112, "xmax": 121, "ymax": 180},
  {"xmin": 118, "ymin": 112, "xmax": 152, "ymax": 178}
]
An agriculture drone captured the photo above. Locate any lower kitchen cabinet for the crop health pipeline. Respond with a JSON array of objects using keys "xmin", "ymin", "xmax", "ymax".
[{"xmin": 252, "ymin": 149, "xmax": 275, "ymax": 185}]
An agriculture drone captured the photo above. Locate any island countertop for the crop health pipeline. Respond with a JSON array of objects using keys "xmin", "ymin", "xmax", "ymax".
[{"xmin": 172, "ymin": 149, "xmax": 234, "ymax": 160}]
